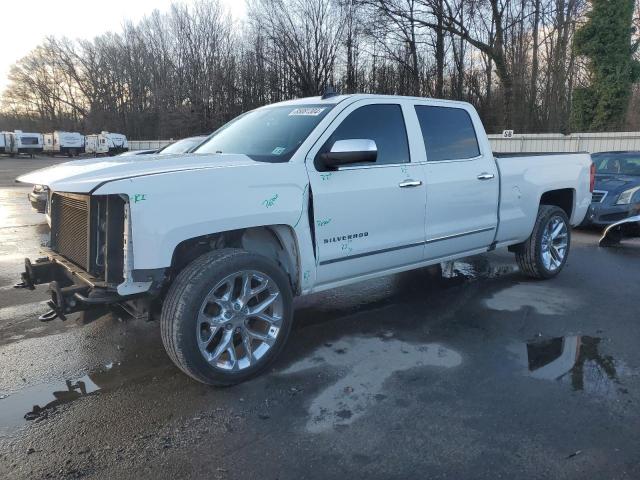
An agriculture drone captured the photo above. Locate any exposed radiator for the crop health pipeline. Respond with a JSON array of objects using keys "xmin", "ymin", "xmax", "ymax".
[{"xmin": 50, "ymin": 193, "xmax": 91, "ymax": 270}]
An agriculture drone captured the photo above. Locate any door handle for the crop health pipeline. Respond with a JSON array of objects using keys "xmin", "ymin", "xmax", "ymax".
[
  {"xmin": 399, "ymin": 180, "xmax": 423, "ymax": 188},
  {"xmin": 477, "ymin": 173, "xmax": 495, "ymax": 180}
]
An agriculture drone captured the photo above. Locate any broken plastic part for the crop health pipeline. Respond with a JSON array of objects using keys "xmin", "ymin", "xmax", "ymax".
[{"xmin": 599, "ymin": 214, "xmax": 640, "ymax": 247}]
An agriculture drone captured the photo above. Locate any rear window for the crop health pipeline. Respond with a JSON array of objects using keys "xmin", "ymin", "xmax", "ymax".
[{"xmin": 415, "ymin": 106, "xmax": 480, "ymax": 161}]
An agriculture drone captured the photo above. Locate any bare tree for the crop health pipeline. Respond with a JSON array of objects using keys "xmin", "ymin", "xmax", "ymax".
[{"xmin": 0, "ymin": 0, "xmax": 629, "ymax": 137}]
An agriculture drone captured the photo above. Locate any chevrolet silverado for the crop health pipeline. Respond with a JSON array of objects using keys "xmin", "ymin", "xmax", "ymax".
[{"xmin": 16, "ymin": 94, "xmax": 593, "ymax": 385}]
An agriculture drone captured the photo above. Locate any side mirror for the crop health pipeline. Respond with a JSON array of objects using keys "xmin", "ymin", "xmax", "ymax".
[{"xmin": 320, "ymin": 139, "xmax": 377, "ymax": 169}]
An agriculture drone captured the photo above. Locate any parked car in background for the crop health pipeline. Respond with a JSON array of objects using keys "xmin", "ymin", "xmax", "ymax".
[
  {"xmin": 582, "ymin": 151, "xmax": 640, "ymax": 227},
  {"xmin": 120, "ymin": 135, "xmax": 208, "ymax": 157},
  {"xmin": 154, "ymin": 135, "xmax": 208, "ymax": 154},
  {"xmin": 85, "ymin": 132, "xmax": 128, "ymax": 156},
  {"xmin": 118, "ymin": 149, "xmax": 157, "ymax": 156},
  {"xmin": 16, "ymin": 94, "xmax": 592, "ymax": 386},
  {"xmin": 43, "ymin": 131, "xmax": 85, "ymax": 157}
]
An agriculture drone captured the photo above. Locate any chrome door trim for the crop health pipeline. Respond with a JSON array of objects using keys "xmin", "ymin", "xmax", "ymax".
[
  {"xmin": 426, "ymin": 226, "xmax": 495, "ymax": 244},
  {"xmin": 336, "ymin": 161, "xmax": 418, "ymax": 171},
  {"xmin": 319, "ymin": 241, "xmax": 424, "ymax": 266},
  {"xmin": 319, "ymin": 227, "xmax": 496, "ymax": 266}
]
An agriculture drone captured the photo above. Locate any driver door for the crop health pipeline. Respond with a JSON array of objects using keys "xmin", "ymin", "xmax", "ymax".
[{"xmin": 305, "ymin": 100, "xmax": 427, "ymax": 286}]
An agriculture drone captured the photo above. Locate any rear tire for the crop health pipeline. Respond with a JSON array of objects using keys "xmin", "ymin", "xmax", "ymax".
[
  {"xmin": 514, "ymin": 205, "xmax": 571, "ymax": 279},
  {"xmin": 160, "ymin": 249, "xmax": 294, "ymax": 386}
]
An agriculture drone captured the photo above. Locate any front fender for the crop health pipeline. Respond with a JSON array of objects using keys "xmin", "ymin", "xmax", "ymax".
[{"xmin": 93, "ymin": 164, "xmax": 311, "ymax": 270}]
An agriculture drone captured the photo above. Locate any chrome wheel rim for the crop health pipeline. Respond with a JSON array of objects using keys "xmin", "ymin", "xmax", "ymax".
[
  {"xmin": 197, "ymin": 270, "xmax": 283, "ymax": 371},
  {"xmin": 541, "ymin": 215, "xmax": 568, "ymax": 271}
]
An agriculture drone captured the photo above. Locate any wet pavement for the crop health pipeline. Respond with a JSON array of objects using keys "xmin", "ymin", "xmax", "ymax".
[{"xmin": 1, "ymin": 157, "xmax": 640, "ymax": 478}]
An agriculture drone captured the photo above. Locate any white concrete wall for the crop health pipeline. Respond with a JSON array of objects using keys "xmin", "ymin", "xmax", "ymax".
[
  {"xmin": 489, "ymin": 132, "xmax": 640, "ymax": 153},
  {"xmin": 129, "ymin": 140, "xmax": 173, "ymax": 151},
  {"xmin": 131, "ymin": 132, "xmax": 640, "ymax": 154}
]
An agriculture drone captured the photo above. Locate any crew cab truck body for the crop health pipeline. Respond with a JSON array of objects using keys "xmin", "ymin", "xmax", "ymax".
[{"xmin": 16, "ymin": 94, "xmax": 593, "ymax": 385}]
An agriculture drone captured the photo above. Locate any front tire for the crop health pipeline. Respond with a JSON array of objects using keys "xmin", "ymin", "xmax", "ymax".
[
  {"xmin": 514, "ymin": 205, "xmax": 571, "ymax": 279},
  {"xmin": 161, "ymin": 249, "xmax": 294, "ymax": 386}
]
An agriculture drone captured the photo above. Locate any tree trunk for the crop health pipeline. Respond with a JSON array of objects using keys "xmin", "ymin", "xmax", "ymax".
[
  {"xmin": 528, "ymin": 0, "xmax": 541, "ymax": 130},
  {"xmin": 434, "ymin": 0, "xmax": 444, "ymax": 97}
]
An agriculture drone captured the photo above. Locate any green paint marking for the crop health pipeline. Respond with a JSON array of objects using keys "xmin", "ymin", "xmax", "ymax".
[
  {"xmin": 320, "ymin": 173, "xmax": 332, "ymax": 181},
  {"xmin": 262, "ymin": 194, "xmax": 279, "ymax": 208},
  {"xmin": 341, "ymin": 239, "xmax": 353, "ymax": 254},
  {"xmin": 400, "ymin": 166, "xmax": 408, "ymax": 175},
  {"xmin": 316, "ymin": 218, "xmax": 331, "ymax": 227},
  {"xmin": 134, "ymin": 194, "xmax": 147, "ymax": 203},
  {"xmin": 303, "ymin": 270, "xmax": 311, "ymax": 281}
]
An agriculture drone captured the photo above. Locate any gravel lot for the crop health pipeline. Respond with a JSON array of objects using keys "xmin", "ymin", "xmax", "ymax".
[{"xmin": 1, "ymin": 155, "xmax": 639, "ymax": 479}]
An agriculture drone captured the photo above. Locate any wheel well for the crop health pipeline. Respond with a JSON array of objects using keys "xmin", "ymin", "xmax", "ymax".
[
  {"xmin": 170, "ymin": 226, "xmax": 301, "ymax": 294},
  {"xmin": 540, "ymin": 189, "xmax": 574, "ymax": 218}
]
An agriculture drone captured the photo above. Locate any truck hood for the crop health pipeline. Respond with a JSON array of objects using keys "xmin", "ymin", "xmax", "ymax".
[{"xmin": 16, "ymin": 153, "xmax": 259, "ymax": 193}]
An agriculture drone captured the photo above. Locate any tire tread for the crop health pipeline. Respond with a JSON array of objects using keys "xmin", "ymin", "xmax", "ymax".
[
  {"xmin": 160, "ymin": 248, "xmax": 294, "ymax": 386},
  {"xmin": 515, "ymin": 205, "xmax": 570, "ymax": 279}
]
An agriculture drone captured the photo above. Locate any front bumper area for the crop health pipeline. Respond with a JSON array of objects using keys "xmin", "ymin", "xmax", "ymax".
[
  {"xmin": 15, "ymin": 249, "xmax": 124, "ymax": 321},
  {"xmin": 581, "ymin": 202, "xmax": 640, "ymax": 227},
  {"xmin": 27, "ymin": 191, "xmax": 47, "ymax": 213}
]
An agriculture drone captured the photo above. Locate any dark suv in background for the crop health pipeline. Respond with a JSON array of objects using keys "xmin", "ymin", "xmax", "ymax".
[{"xmin": 582, "ymin": 151, "xmax": 640, "ymax": 227}]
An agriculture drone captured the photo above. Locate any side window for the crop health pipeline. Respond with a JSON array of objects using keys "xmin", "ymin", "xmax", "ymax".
[
  {"xmin": 321, "ymin": 104, "xmax": 410, "ymax": 166},
  {"xmin": 415, "ymin": 106, "xmax": 480, "ymax": 161}
]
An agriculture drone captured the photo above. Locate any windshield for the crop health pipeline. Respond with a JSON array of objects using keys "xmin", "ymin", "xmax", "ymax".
[
  {"xmin": 194, "ymin": 105, "xmax": 333, "ymax": 162},
  {"xmin": 593, "ymin": 153, "xmax": 640, "ymax": 176},
  {"xmin": 160, "ymin": 137, "xmax": 206, "ymax": 155}
]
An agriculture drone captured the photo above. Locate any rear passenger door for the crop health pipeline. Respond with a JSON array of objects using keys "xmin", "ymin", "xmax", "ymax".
[
  {"xmin": 306, "ymin": 100, "xmax": 427, "ymax": 285},
  {"xmin": 413, "ymin": 103, "xmax": 499, "ymax": 259}
]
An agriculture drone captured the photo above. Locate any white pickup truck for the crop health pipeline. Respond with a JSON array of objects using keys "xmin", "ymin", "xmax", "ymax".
[{"xmin": 16, "ymin": 94, "xmax": 593, "ymax": 385}]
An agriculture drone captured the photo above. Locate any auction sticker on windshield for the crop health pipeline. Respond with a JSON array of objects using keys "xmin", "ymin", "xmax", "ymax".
[{"xmin": 289, "ymin": 107, "xmax": 326, "ymax": 116}]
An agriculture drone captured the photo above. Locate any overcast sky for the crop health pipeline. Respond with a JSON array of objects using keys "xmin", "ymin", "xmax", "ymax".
[{"xmin": 0, "ymin": 0, "xmax": 246, "ymax": 93}]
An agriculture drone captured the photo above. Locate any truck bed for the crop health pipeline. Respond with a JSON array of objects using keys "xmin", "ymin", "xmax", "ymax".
[{"xmin": 493, "ymin": 152, "xmax": 592, "ymax": 247}]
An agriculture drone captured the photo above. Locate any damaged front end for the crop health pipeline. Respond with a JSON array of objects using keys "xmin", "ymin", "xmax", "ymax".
[
  {"xmin": 15, "ymin": 254, "xmax": 124, "ymax": 321},
  {"xmin": 599, "ymin": 215, "xmax": 640, "ymax": 247},
  {"xmin": 15, "ymin": 191, "xmax": 155, "ymax": 322}
]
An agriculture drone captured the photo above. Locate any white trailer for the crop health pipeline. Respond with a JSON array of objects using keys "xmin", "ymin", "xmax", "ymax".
[
  {"xmin": 85, "ymin": 131, "xmax": 128, "ymax": 156},
  {"xmin": 43, "ymin": 131, "xmax": 85, "ymax": 157},
  {"xmin": 0, "ymin": 132, "xmax": 6, "ymax": 154},
  {"xmin": 16, "ymin": 131, "xmax": 44, "ymax": 156},
  {"xmin": 2, "ymin": 131, "xmax": 44, "ymax": 156}
]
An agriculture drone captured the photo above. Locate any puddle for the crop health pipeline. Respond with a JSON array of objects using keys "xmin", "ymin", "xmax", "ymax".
[
  {"xmin": 441, "ymin": 259, "xmax": 517, "ymax": 280},
  {"xmin": 280, "ymin": 335, "xmax": 462, "ymax": 433},
  {"xmin": 0, "ymin": 375, "xmax": 101, "ymax": 435},
  {"xmin": 510, "ymin": 336, "xmax": 628, "ymax": 397},
  {"xmin": 485, "ymin": 283, "xmax": 580, "ymax": 315},
  {"xmin": 295, "ymin": 255, "xmax": 518, "ymax": 330},
  {"xmin": 0, "ymin": 352, "xmax": 164, "ymax": 436}
]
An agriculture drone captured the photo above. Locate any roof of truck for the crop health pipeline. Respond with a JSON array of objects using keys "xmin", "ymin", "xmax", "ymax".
[{"xmin": 271, "ymin": 93, "xmax": 473, "ymax": 108}]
